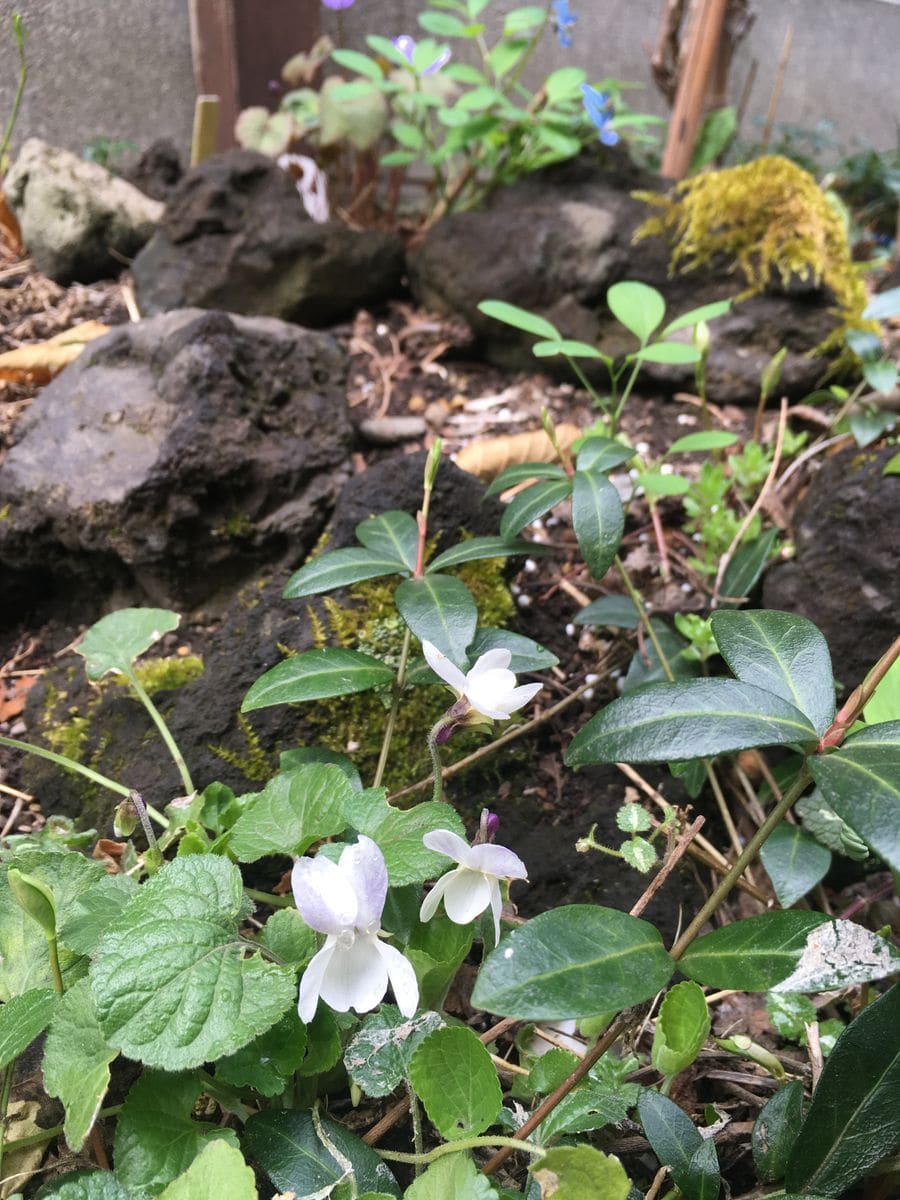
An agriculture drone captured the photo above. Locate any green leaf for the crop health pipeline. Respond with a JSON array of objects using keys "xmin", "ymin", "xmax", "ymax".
[
  {"xmin": 864, "ymin": 656, "xmax": 900, "ymax": 724},
  {"xmin": 537, "ymin": 1077, "xmax": 641, "ymax": 1141},
  {"xmin": 500, "ymin": 477, "xmax": 573, "ymax": 540},
  {"xmin": 227, "ymin": 763, "xmax": 351, "ymax": 861},
  {"xmin": 771, "ymin": 920, "xmax": 900, "ymax": 993},
  {"xmin": 58, "ymin": 875, "xmax": 139, "ymax": 957},
  {"xmin": 575, "ymin": 437, "xmax": 634, "ymax": 473},
  {"xmin": 366, "ymin": 34, "xmax": 414, "ymax": 68},
  {"xmin": 418, "ymin": 10, "xmax": 469, "ymax": 35},
  {"xmin": 883, "ymin": 450, "xmax": 900, "ymax": 477},
  {"xmin": 243, "ymin": 1109, "xmax": 402, "ymax": 1198},
  {"xmin": 638, "ymin": 1091, "xmax": 720, "ymax": 1200},
  {"xmin": 661, "ymin": 300, "xmax": 732, "ymax": 337},
  {"xmin": 848, "ymin": 405, "xmax": 894, "ymax": 447},
  {"xmin": 573, "ymin": 595, "xmax": 640, "ymax": 629},
  {"xmin": 406, "ymin": 914, "xmax": 473, "ymax": 1009},
  {"xmin": 243, "ymin": 648, "xmax": 395, "ymax": 711},
  {"xmin": 620, "ymin": 837, "xmax": 657, "ymax": 872},
  {"xmin": 677, "ymin": 911, "xmax": 831, "ymax": 990},
  {"xmin": 280, "ymin": 746, "xmax": 363, "ymax": 791},
  {"xmin": 427, "ymin": 534, "xmax": 547, "ymax": 570},
  {"xmin": 0, "ymin": 987, "xmax": 57, "ymax": 1070},
  {"xmin": 156, "ymin": 1140, "xmax": 258, "ymax": 1200},
  {"xmin": 668, "ymin": 431, "xmax": 738, "ymax": 454},
  {"xmin": 651, "ymin": 981, "xmax": 710, "ymax": 1078},
  {"xmin": 297, "ymin": 1006, "xmax": 342, "ymax": 1077},
  {"xmin": 690, "ymin": 105, "xmax": 737, "ymax": 171},
  {"xmin": 532, "ymin": 1145, "xmax": 631, "ymax": 1200},
  {"xmin": 344, "ymin": 1005, "xmax": 444, "ymax": 1098},
  {"xmin": 331, "ymin": 48, "xmax": 385, "ymax": 81},
  {"xmin": 786, "ymin": 983, "xmax": 900, "ymax": 1196},
  {"xmin": 753, "ymin": 1080, "xmax": 805, "ymax": 1183},
  {"xmin": 395, "ymin": 574, "xmax": 478, "ymax": 667},
  {"xmin": 531, "ymin": 338, "xmax": 606, "ymax": 360},
  {"xmin": 638, "ymin": 471, "xmax": 691, "ymax": 496},
  {"xmin": 405, "ymin": 1154, "xmax": 496, "ymax": 1200},
  {"xmin": 471, "ymin": 905, "xmax": 674, "ymax": 1019},
  {"xmin": 409, "ymin": 1026, "xmax": 502, "ymax": 1140},
  {"xmin": 215, "ymin": 1009, "xmax": 308, "ymax": 1097},
  {"xmin": 356, "ymin": 511, "xmax": 420, "ymax": 572},
  {"xmin": 863, "ymin": 285, "xmax": 900, "ymax": 320},
  {"xmin": 566, "ymin": 679, "xmax": 817, "ymax": 767},
  {"xmin": 345, "ymin": 790, "xmax": 466, "ymax": 886},
  {"xmin": 710, "ymin": 610, "xmax": 835, "ymax": 736},
  {"xmin": 607, "ymin": 281, "xmax": 665, "ymax": 343},
  {"xmin": 571, "ymin": 468, "xmax": 624, "ymax": 581},
  {"xmin": 760, "ymin": 822, "xmax": 831, "ymax": 908},
  {"xmin": 718, "ymin": 528, "xmax": 780, "ymax": 605},
  {"xmin": 544, "ymin": 65, "xmax": 587, "ymax": 102},
  {"xmin": 76, "ymin": 608, "xmax": 180, "ymax": 678},
  {"xmin": 632, "ymin": 341, "xmax": 701, "ymax": 364},
  {"xmin": 36, "ymin": 1173, "xmax": 131, "ymax": 1199},
  {"xmin": 477, "ymin": 299, "xmax": 561, "ymax": 340},
  {"xmin": 808, "ymin": 721, "xmax": 900, "ymax": 870},
  {"xmin": 114, "ymin": 1070, "xmax": 238, "ymax": 1199},
  {"xmin": 468, "ymin": 628, "xmax": 557, "ymax": 673},
  {"xmin": 284, "ymin": 547, "xmax": 408, "ymax": 598},
  {"xmin": 42, "ymin": 978, "xmax": 116, "ymax": 1152},
  {"xmin": 621, "ymin": 624, "xmax": 707, "ymax": 692},
  {"xmin": 7, "ymin": 867, "xmax": 57, "ymax": 936},
  {"xmin": 259, "ymin": 907, "xmax": 317, "ymax": 970},
  {"xmin": 863, "ymin": 357, "xmax": 898, "ymax": 395},
  {"xmin": 91, "ymin": 855, "xmax": 295, "ymax": 1070},
  {"xmin": 482, "ymin": 463, "xmax": 568, "ymax": 499},
  {"xmin": 488, "ymin": 37, "xmax": 528, "ymax": 78},
  {"xmin": 616, "ymin": 803, "xmax": 652, "ymax": 833},
  {"xmin": 503, "ymin": 5, "xmax": 545, "ymax": 34}
]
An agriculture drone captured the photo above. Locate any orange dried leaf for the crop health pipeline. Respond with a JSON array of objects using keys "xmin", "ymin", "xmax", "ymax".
[
  {"xmin": 0, "ymin": 320, "xmax": 110, "ymax": 384},
  {"xmin": 455, "ymin": 423, "xmax": 582, "ymax": 481},
  {"xmin": 0, "ymin": 190, "xmax": 22, "ymax": 254}
]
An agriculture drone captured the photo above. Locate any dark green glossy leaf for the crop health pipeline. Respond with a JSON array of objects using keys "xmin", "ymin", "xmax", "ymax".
[
  {"xmin": 471, "ymin": 905, "xmax": 674, "ymax": 1019},
  {"xmin": 427, "ymin": 535, "xmax": 546, "ymax": 571},
  {"xmin": 283, "ymin": 547, "xmax": 407, "ymax": 599},
  {"xmin": 574, "ymin": 595, "xmax": 640, "ymax": 629},
  {"xmin": 753, "ymin": 1080, "xmax": 805, "ymax": 1182},
  {"xmin": 468, "ymin": 628, "xmax": 558, "ymax": 672},
  {"xmin": 243, "ymin": 648, "xmax": 394, "ymax": 711},
  {"xmin": 710, "ymin": 610, "xmax": 834, "ymax": 736},
  {"xmin": 355, "ymin": 511, "xmax": 419, "ymax": 571},
  {"xmin": 638, "ymin": 1091, "xmax": 720, "ymax": 1200},
  {"xmin": 409, "ymin": 1026, "xmax": 501, "ymax": 1140},
  {"xmin": 243, "ymin": 1109, "xmax": 401, "ymax": 1198},
  {"xmin": 483, "ymin": 462, "xmax": 567, "ymax": 499},
  {"xmin": 760, "ymin": 822, "xmax": 831, "ymax": 908},
  {"xmin": 499, "ymin": 477, "xmax": 572, "ymax": 540},
  {"xmin": 571, "ymin": 468, "xmax": 624, "ymax": 581},
  {"xmin": 718, "ymin": 528, "xmax": 780, "ymax": 605},
  {"xmin": 566, "ymin": 679, "xmax": 817, "ymax": 767},
  {"xmin": 395, "ymin": 574, "xmax": 477, "ymax": 666},
  {"xmin": 477, "ymin": 299, "xmax": 560, "ymax": 340},
  {"xmin": 677, "ymin": 911, "xmax": 831, "ymax": 990},
  {"xmin": 808, "ymin": 721, "xmax": 900, "ymax": 870},
  {"xmin": 575, "ymin": 437, "xmax": 634, "ymax": 473},
  {"xmin": 787, "ymin": 984, "xmax": 900, "ymax": 1196}
]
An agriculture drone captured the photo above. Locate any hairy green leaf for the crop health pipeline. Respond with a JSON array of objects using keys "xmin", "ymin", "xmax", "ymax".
[
  {"xmin": 409, "ymin": 1026, "xmax": 501, "ymax": 1140},
  {"xmin": 42, "ymin": 978, "xmax": 116, "ymax": 1151},
  {"xmin": 227, "ymin": 763, "xmax": 351, "ymax": 861},
  {"xmin": 0, "ymin": 986, "xmax": 57, "ymax": 1070}
]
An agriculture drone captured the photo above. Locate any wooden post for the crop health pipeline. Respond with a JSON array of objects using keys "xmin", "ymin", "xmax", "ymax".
[
  {"xmin": 660, "ymin": 0, "xmax": 729, "ymax": 180},
  {"xmin": 189, "ymin": 0, "xmax": 320, "ymax": 152}
]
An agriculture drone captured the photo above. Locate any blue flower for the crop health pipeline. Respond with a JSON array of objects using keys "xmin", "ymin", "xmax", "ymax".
[
  {"xmin": 581, "ymin": 83, "xmax": 619, "ymax": 146},
  {"xmin": 552, "ymin": 0, "xmax": 576, "ymax": 48},
  {"xmin": 392, "ymin": 34, "xmax": 451, "ymax": 75}
]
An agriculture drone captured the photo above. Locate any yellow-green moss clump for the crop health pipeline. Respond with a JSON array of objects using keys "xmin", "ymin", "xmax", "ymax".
[{"xmin": 634, "ymin": 155, "xmax": 874, "ymax": 351}]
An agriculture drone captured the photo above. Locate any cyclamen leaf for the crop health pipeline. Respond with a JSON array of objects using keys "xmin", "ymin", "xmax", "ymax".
[
  {"xmin": 0, "ymin": 987, "xmax": 56, "ymax": 1070},
  {"xmin": 227, "ymin": 763, "xmax": 351, "ymax": 861},
  {"xmin": 678, "ymin": 911, "xmax": 831, "ymax": 990},
  {"xmin": 91, "ymin": 855, "xmax": 295, "ymax": 1070},
  {"xmin": 156, "ymin": 1139, "xmax": 258, "ymax": 1200},
  {"xmin": 571, "ymin": 468, "xmax": 624, "ymax": 581},
  {"xmin": 242, "ymin": 648, "xmax": 395, "ymax": 711},
  {"xmin": 566, "ymin": 679, "xmax": 817, "ymax": 767},
  {"xmin": 395, "ymin": 574, "xmax": 478, "ymax": 667},
  {"xmin": 76, "ymin": 607, "xmax": 180, "ymax": 678},
  {"xmin": 114, "ymin": 1070, "xmax": 239, "ymax": 1199},
  {"xmin": 409, "ymin": 1026, "xmax": 501, "ymax": 1140},
  {"xmin": 42, "ymin": 978, "xmax": 117, "ymax": 1152},
  {"xmin": 710, "ymin": 609, "xmax": 835, "ymax": 736}
]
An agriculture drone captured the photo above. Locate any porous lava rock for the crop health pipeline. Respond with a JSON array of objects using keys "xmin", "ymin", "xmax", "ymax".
[
  {"xmin": 0, "ymin": 308, "xmax": 351, "ymax": 619},
  {"xmin": 132, "ymin": 150, "xmax": 405, "ymax": 325}
]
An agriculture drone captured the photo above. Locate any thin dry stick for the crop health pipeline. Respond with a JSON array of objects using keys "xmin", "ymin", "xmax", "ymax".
[
  {"xmin": 0, "ymin": 798, "xmax": 23, "ymax": 839},
  {"xmin": 759, "ymin": 23, "xmax": 794, "ymax": 150},
  {"xmin": 645, "ymin": 1164, "xmax": 671, "ymax": 1200},
  {"xmin": 711, "ymin": 397, "xmax": 788, "ymax": 608},
  {"xmin": 704, "ymin": 761, "xmax": 756, "ymax": 885},
  {"xmin": 630, "ymin": 816, "xmax": 706, "ymax": 918}
]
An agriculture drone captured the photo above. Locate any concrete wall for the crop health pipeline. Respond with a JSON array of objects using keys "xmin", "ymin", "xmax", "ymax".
[{"xmin": 1, "ymin": 0, "xmax": 898, "ymax": 163}]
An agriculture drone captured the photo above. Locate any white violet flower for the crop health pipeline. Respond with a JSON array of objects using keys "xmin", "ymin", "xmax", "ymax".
[
  {"xmin": 422, "ymin": 640, "xmax": 543, "ymax": 724},
  {"xmin": 419, "ymin": 829, "xmax": 528, "ymax": 942},
  {"xmin": 292, "ymin": 835, "xmax": 419, "ymax": 1022}
]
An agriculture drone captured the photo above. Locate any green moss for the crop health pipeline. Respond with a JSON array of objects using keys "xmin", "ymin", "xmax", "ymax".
[
  {"xmin": 209, "ymin": 713, "xmax": 277, "ymax": 782},
  {"xmin": 634, "ymin": 155, "xmax": 875, "ymax": 353},
  {"xmin": 215, "ymin": 512, "xmax": 255, "ymax": 539},
  {"xmin": 129, "ymin": 655, "xmax": 204, "ymax": 696}
]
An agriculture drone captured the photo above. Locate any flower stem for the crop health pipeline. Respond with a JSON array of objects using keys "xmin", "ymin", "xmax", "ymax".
[
  {"xmin": 0, "ymin": 734, "xmax": 132, "ymax": 798},
  {"xmin": 407, "ymin": 1083, "xmax": 424, "ymax": 1176},
  {"xmin": 126, "ymin": 671, "xmax": 195, "ymax": 797},
  {"xmin": 47, "ymin": 934, "xmax": 64, "ymax": 995},
  {"xmin": 373, "ymin": 626, "xmax": 412, "ymax": 790},
  {"xmin": 243, "ymin": 887, "xmax": 294, "ymax": 909},
  {"xmin": 427, "ymin": 720, "xmax": 446, "ymax": 803},
  {"xmin": 379, "ymin": 1134, "xmax": 543, "ymax": 1166}
]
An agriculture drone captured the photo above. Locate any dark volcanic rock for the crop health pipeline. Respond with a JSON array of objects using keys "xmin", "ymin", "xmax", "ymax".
[
  {"xmin": 132, "ymin": 150, "xmax": 405, "ymax": 325},
  {"xmin": 409, "ymin": 154, "xmax": 841, "ymax": 403},
  {"xmin": 122, "ymin": 138, "xmax": 185, "ymax": 202},
  {"xmin": 0, "ymin": 309, "xmax": 351, "ymax": 618},
  {"xmin": 763, "ymin": 444, "xmax": 900, "ymax": 688}
]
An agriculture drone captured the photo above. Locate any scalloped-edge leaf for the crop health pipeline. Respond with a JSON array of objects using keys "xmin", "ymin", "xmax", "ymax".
[
  {"xmin": 226, "ymin": 762, "xmax": 351, "ymax": 861},
  {"xmin": 243, "ymin": 648, "xmax": 395, "ymax": 711},
  {"xmin": 409, "ymin": 1026, "xmax": 501, "ymax": 1140},
  {"xmin": 42, "ymin": 977, "xmax": 117, "ymax": 1152},
  {"xmin": 0, "ymin": 986, "xmax": 57, "ymax": 1071}
]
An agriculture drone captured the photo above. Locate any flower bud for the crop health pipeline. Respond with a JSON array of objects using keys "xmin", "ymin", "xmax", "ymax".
[{"xmin": 7, "ymin": 868, "xmax": 57, "ymax": 939}]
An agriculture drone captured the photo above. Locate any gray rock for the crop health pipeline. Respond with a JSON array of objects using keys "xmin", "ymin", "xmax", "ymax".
[
  {"xmin": 4, "ymin": 138, "xmax": 163, "ymax": 283},
  {"xmin": 121, "ymin": 138, "xmax": 184, "ymax": 202},
  {"xmin": 0, "ymin": 309, "xmax": 351, "ymax": 616},
  {"xmin": 763, "ymin": 444, "xmax": 900, "ymax": 689},
  {"xmin": 409, "ymin": 154, "xmax": 841, "ymax": 404},
  {"xmin": 132, "ymin": 150, "xmax": 405, "ymax": 326}
]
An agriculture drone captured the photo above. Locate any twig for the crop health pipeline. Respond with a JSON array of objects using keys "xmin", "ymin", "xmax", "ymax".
[
  {"xmin": 630, "ymin": 816, "xmax": 706, "ymax": 917},
  {"xmin": 711, "ymin": 397, "xmax": 787, "ymax": 608},
  {"xmin": 0, "ymin": 798, "xmax": 23, "ymax": 839},
  {"xmin": 759, "ymin": 23, "xmax": 794, "ymax": 151}
]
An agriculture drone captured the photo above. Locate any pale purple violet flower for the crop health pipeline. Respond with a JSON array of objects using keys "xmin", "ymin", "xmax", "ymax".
[
  {"xmin": 292, "ymin": 835, "xmax": 419, "ymax": 1022},
  {"xmin": 392, "ymin": 35, "xmax": 451, "ymax": 75},
  {"xmin": 420, "ymin": 829, "xmax": 528, "ymax": 943},
  {"xmin": 582, "ymin": 83, "xmax": 619, "ymax": 146}
]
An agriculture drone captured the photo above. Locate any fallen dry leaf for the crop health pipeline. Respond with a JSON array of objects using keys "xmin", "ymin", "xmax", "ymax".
[
  {"xmin": 0, "ymin": 319, "xmax": 110, "ymax": 384},
  {"xmin": 0, "ymin": 674, "xmax": 36, "ymax": 722},
  {"xmin": 0, "ymin": 190, "xmax": 22, "ymax": 256},
  {"xmin": 454, "ymin": 423, "xmax": 582, "ymax": 480},
  {"xmin": 1, "ymin": 1100, "xmax": 45, "ymax": 1198}
]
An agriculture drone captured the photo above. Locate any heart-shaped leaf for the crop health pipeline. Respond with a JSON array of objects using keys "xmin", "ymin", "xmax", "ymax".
[
  {"xmin": 226, "ymin": 763, "xmax": 351, "ymax": 861},
  {"xmin": 409, "ymin": 1026, "xmax": 501, "ymax": 1140},
  {"xmin": 77, "ymin": 608, "xmax": 180, "ymax": 679}
]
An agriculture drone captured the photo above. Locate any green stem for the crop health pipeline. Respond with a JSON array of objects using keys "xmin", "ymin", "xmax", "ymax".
[
  {"xmin": 0, "ymin": 15, "xmax": 26, "ymax": 172},
  {"xmin": 0, "ymin": 1056, "xmax": 15, "ymax": 1181},
  {"xmin": 564, "ymin": 355, "xmax": 609, "ymax": 416},
  {"xmin": 427, "ymin": 721, "xmax": 446, "ymax": 804},
  {"xmin": 612, "ymin": 357, "xmax": 645, "ymax": 432},
  {"xmin": 47, "ymin": 934, "xmax": 64, "ymax": 995},
  {"xmin": 373, "ymin": 625, "xmax": 413, "ymax": 790},
  {"xmin": 0, "ymin": 734, "xmax": 131, "ymax": 798},
  {"xmin": 670, "ymin": 763, "xmax": 812, "ymax": 958},
  {"xmin": 127, "ymin": 671, "xmax": 195, "ymax": 797},
  {"xmin": 243, "ymin": 887, "xmax": 293, "ymax": 909},
  {"xmin": 379, "ymin": 1135, "xmax": 543, "ymax": 1166}
]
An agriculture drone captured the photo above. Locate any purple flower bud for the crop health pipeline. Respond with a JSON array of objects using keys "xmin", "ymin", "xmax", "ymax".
[
  {"xmin": 484, "ymin": 811, "xmax": 501, "ymax": 840},
  {"xmin": 322, "ymin": 0, "xmax": 355, "ymax": 9}
]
